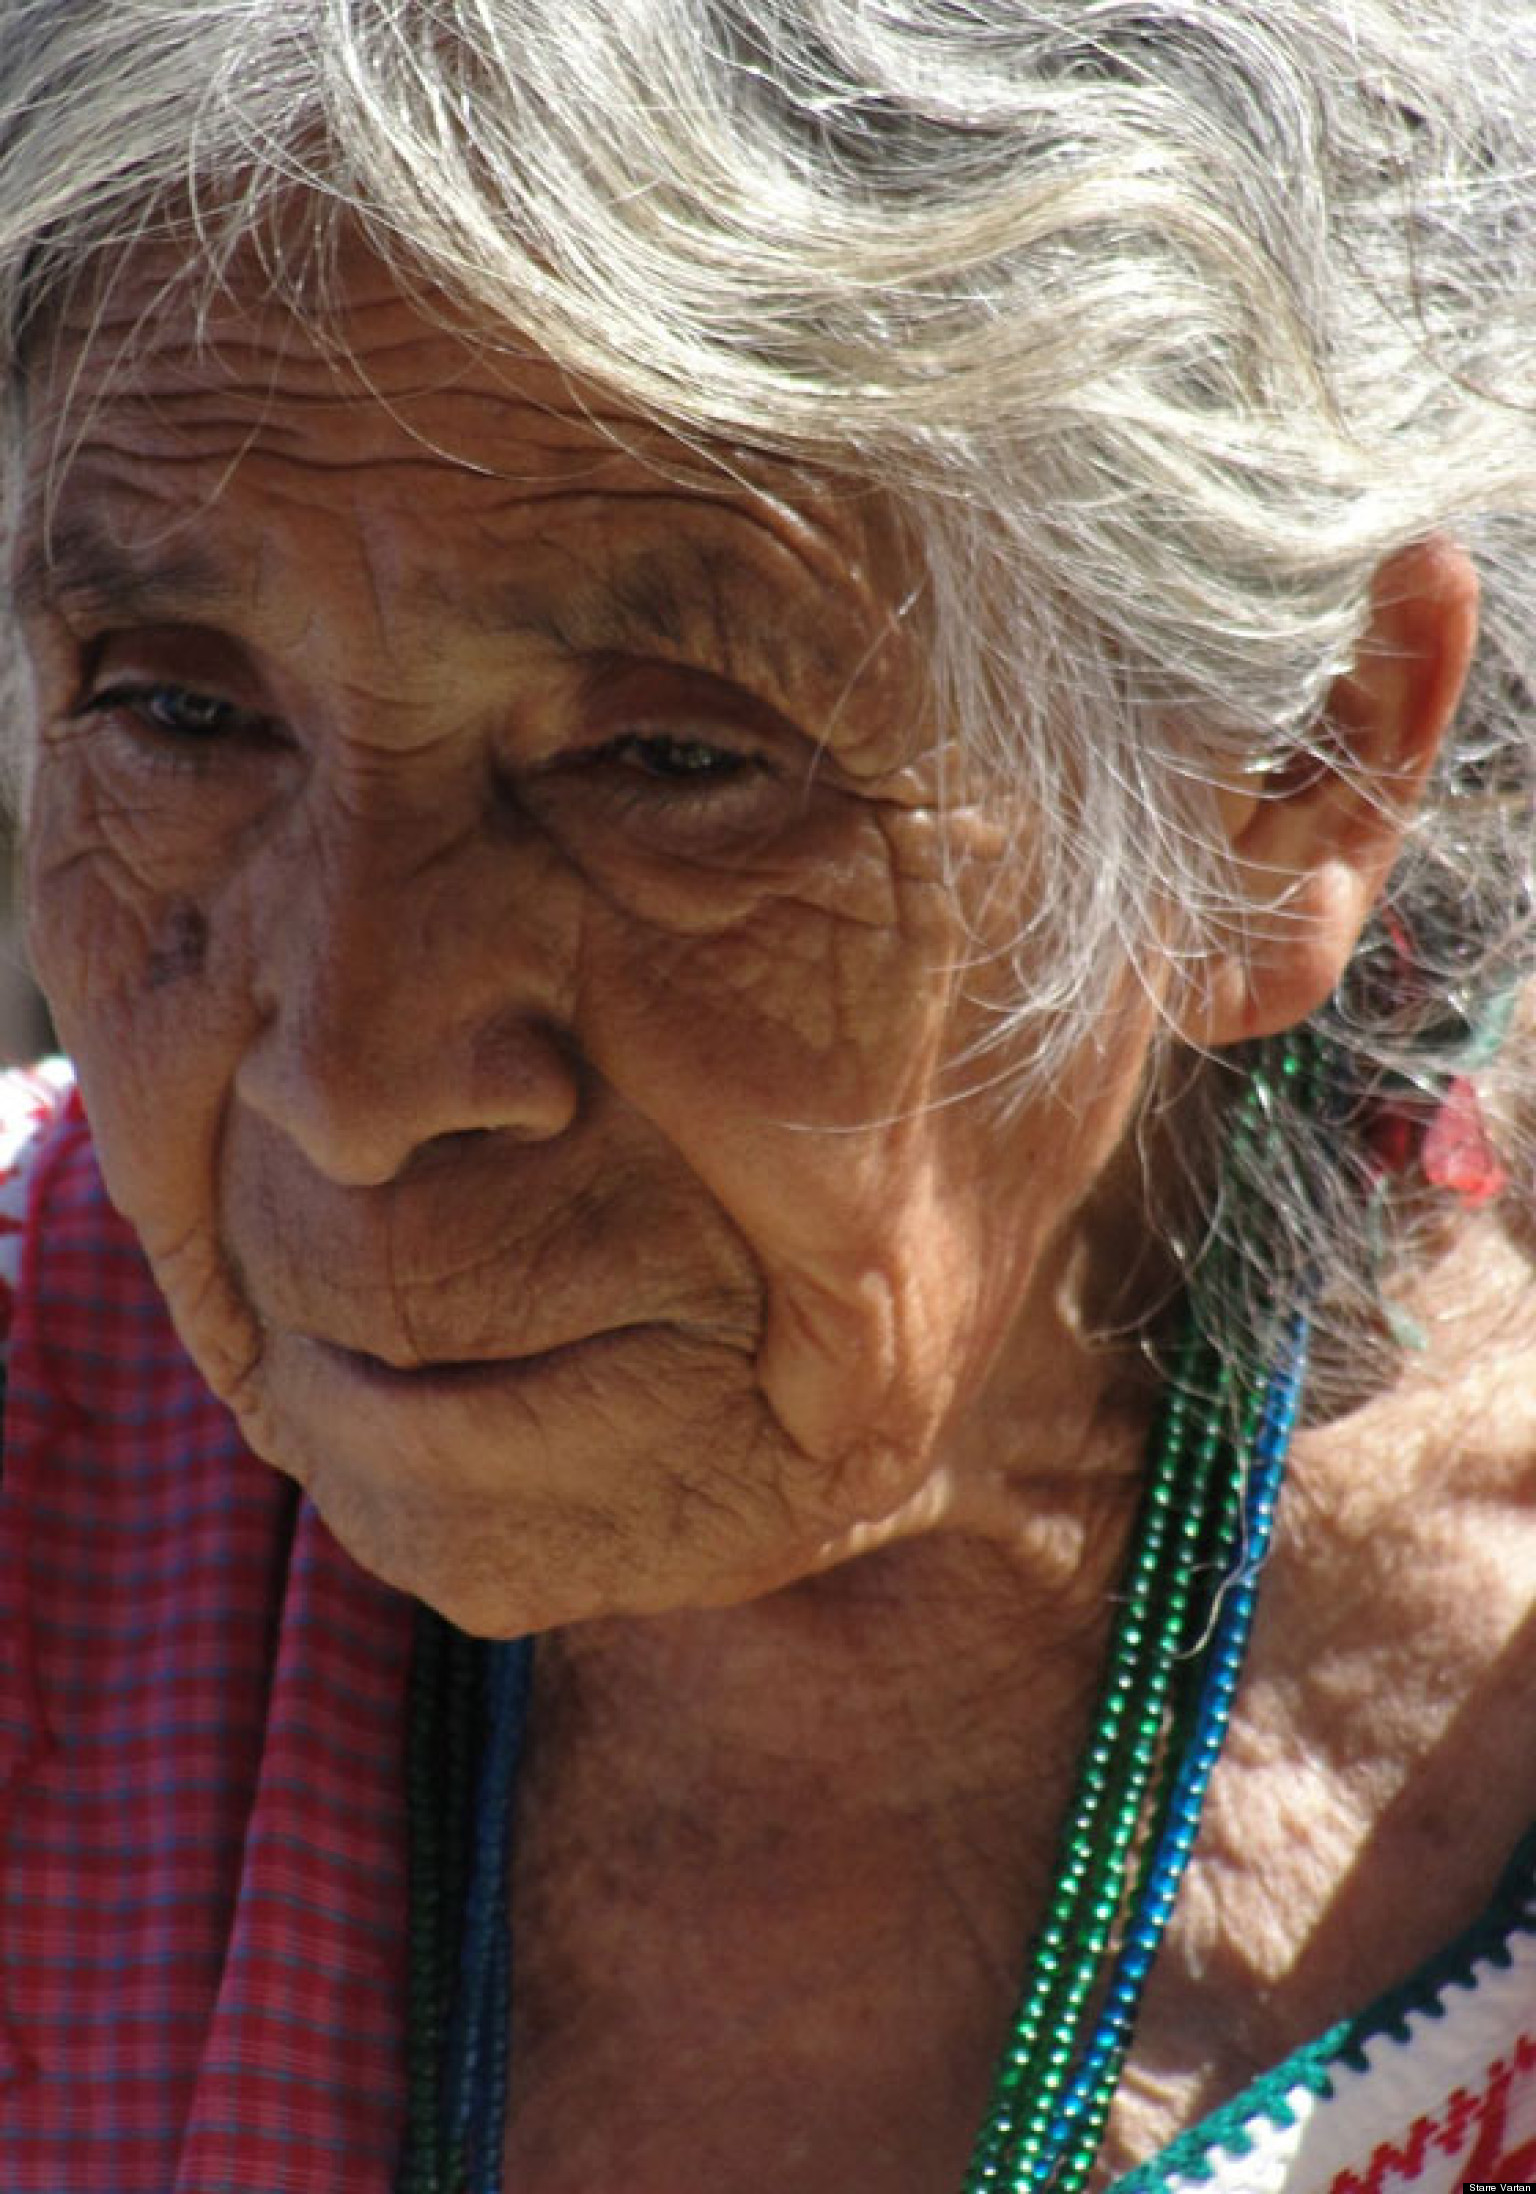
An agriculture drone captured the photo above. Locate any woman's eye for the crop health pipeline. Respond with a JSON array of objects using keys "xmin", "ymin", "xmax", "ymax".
[
  {"xmin": 608, "ymin": 731, "xmax": 759, "ymax": 786},
  {"xmin": 85, "ymin": 682, "xmax": 261, "ymax": 742}
]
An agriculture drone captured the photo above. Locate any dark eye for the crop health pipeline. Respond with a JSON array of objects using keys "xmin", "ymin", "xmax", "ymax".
[
  {"xmin": 87, "ymin": 682, "xmax": 262, "ymax": 741},
  {"xmin": 610, "ymin": 732, "xmax": 756, "ymax": 784}
]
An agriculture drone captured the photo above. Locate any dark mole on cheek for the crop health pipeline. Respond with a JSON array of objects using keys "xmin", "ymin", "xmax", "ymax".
[{"xmin": 146, "ymin": 902, "xmax": 209, "ymax": 989}]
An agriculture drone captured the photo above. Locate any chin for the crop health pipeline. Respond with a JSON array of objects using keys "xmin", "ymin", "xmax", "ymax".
[
  {"xmin": 305, "ymin": 1467, "xmax": 874, "ymax": 1638},
  {"xmin": 225, "ymin": 1360, "xmax": 874, "ymax": 1637}
]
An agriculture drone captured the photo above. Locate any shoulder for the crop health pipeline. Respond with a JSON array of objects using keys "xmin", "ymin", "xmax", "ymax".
[{"xmin": 0, "ymin": 1058, "xmax": 78, "ymax": 1353}]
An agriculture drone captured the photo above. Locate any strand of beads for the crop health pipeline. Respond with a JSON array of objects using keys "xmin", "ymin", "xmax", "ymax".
[
  {"xmin": 400, "ymin": 1618, "xmax": 532, "ymax": 2194},
  {"xmin": 401, "ymin": 1609, "xmax": 460, "ymax": 2194},
  {"xmin": 445, "ymin": 1637, "xmax": 533, "ymax": 2191},
  {"xmin": 959, "ymin": 1320, "xmax": 1267, "ymax": 2191},
  {"xmin": 1040, "ymin": 1313, "xmax": 1310, "ymax": 2192},
  {"xmin": 959, "ymin": 1032, "xmax": 1319, "ymax": 2194}
]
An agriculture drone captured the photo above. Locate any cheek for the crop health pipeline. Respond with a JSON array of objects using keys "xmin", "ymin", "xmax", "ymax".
[
  {"xmin": 581, "ymin": 795, "xmax": 957, "ymax": 1119},
  {"xmin": 575, "ymin": 838, "xmax": 1010, "ymax": 1496},
  {"xmin": 24, "ymin": 760, "xmax": 264, "ymax": 1375},
  {"xmin": 25, "ymin": 741, "xmax": 246, "ymax": 1002}
]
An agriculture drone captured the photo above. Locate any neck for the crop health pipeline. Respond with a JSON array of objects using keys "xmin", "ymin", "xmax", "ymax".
[
  {"xmin": 503, "ymin": 1535, "xmax": 1134, "ymax": 2194},
  {"xmin": 497, "ymin": 1209, "xmax": 1536, "ymax": 2193},
  {"xmin": 535, "ymin": 1343, "xmax": 1161, "ymax": 1801}
]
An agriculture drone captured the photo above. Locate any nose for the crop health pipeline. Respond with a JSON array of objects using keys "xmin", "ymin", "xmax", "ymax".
[{"xmin": 234, "ymin": 805, "xmax": 583, "ymax": 1186}]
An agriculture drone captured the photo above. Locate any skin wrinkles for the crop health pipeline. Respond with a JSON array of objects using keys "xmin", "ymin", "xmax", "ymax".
[
  {"xmin": 86, "ymin": 284, "xmax": 910, "ymax": 699},
  {"xmin": 28, "ymin": 323, "xmax": 894, "ymax": 666},
  {"xmin": 15, "ymin": 242, "xmax": 1536, "ymax": 2194},
  {"xmin": 14, "ymin": 244, "xmax": 1163, "ymax": 1644},
  {"xmin": 35, "ymin": 474, "xmax": 916, "ymax": 789}
]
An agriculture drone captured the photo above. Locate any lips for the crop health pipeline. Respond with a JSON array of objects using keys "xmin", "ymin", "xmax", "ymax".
[
  {"xmin": 222, "ymin": 1106, "xmax": 762, "ymax": 1387},
  {"xmin": 311, "ymin": 1324, "xmax": 666, "ymax": 1394}
]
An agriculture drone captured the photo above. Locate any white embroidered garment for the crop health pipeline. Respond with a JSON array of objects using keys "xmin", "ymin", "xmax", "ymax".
[{"xmin": 1118, "ymin": 1845, "xmax": 1536, "ymax": 2194}]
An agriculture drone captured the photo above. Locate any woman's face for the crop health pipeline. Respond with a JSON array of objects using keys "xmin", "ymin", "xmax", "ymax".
[{"xmin": 13, "ymin": 250, "xmax": 1158, "ymax": 1631}]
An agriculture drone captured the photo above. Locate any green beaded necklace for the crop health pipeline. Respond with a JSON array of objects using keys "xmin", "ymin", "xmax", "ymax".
[{"xmin": 400, "ymin": 1032, "xmax": 1321, "ymax": 2194}]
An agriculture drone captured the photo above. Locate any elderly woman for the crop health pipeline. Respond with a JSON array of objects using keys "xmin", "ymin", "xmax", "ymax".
[{"xmin": 0, "ymin": 1, "xmax": 1532, "ymax": 2189}]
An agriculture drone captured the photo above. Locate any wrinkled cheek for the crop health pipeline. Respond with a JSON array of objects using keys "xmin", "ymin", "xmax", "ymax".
[
  {"xmin": 574, "ymin": 889, "xmax": 974, "ymax": 1511},
  {"xmin": 28, "ymin": 760, "xmax": 226, "ymax": 1010},
  {"xmin": 25, "ymin": 794, "xmax": 263, "ymax": 1387},
  {"xmin": 27, "ymin": 777, "xmax": 157, "ymax": 1006},
  {"xmin": 754, "ymin": 1264, "xmax": 945, "ymax": 1502},
  {"xmin": 748, "ymin": 1153, "xmax": 992, "ymax": 1521}
]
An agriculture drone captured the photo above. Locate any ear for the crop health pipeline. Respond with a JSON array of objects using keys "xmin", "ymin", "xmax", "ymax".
[{"xmin": 1179, "ymin": 538, "xmax": 1479, "ymax": 1048}]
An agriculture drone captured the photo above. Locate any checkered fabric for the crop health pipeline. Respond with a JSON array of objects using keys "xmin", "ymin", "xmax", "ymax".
[
  {"xmin": 0, "ymin": 1064, "xmax": 1529, "ymax": 2193},
  {"xmin": 0, "ymin": 1069, "xmax": 413, "ymax": 2192}
]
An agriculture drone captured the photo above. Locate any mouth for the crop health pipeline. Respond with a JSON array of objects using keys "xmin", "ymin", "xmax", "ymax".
[{"xmin": 311, "ymin": 1326, "xmax": 664, "ymax": 1394}]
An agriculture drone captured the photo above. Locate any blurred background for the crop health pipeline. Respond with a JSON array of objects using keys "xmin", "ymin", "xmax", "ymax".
[{"xmin": 0, "ymin": 828, "xmax": 54, "ymax": 1065}]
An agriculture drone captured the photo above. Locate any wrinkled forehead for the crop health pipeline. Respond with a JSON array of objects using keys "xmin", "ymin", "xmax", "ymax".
[
  {"xmin": 30, "ymin": 257, "xmax": 637, "ymax": 485},
  {"xmin": 8, "ymin": 235, "xmax": 926, "ymax": 779},
  {"xmin": 14, "ymin": 233, "xmax": 903, "ymax": 595}
]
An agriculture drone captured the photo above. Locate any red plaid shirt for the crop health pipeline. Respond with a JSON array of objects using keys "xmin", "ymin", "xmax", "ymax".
[
  {"xmin": 0, "ymin": 1071, "xmax": 413, "ymax": 2190},
  {"xmin": 0, "ymin": 1067, "xmax": 1529, "ymax": 2194}
]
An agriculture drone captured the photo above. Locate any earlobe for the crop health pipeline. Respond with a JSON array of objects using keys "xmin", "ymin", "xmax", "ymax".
[{"xmin": 1179, "ymin": 537, "xmax": 1479, "ymax": 1048}]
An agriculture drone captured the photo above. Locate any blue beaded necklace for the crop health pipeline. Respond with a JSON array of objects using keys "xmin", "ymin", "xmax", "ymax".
[{"xmin": 398, "ymin": 1034, "xmax": 1318, "ymax": 2194}]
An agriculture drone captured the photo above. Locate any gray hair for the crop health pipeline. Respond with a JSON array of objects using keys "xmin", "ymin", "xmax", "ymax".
[{"xmin": 2, "ymin": 0, "xmax": 1534, "ymax": 1373}]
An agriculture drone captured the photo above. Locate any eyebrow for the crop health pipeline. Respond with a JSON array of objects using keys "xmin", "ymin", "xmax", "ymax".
[
  {"xmin": 431, "ymin": 550, "xmax": 697, "ymax": 657},
  {"xmin": 10, "ymin": 519, "xmax": 246, "ymax": 624},
  {"xmin": 11, "ymin": 512, "xmax": 802, "ymax": 683}
]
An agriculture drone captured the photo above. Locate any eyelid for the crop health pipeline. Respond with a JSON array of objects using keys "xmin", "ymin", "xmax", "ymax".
[
  {"xmin": 590, "ymin": 722, "xmax": 768, "ymax": 765},
  {"xmin": 80, "ymin": 679, "xmax": 269, "ymax": 730},
  {"xmin": 74, "ymin": 624, "xmax": 272, "ymax": 716},
  {"xmin": 580, "ymin": 653, "xmax": 796, "ymax": 740}
]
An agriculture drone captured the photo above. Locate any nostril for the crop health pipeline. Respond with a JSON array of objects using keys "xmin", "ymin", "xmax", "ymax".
[
  {"xmin": 236, "ymin": 960, "xmax": 583, "ymax": 1178},
  {"xmin": 403, "ymin": 1125, "xmax": 501, "ymax": 1175}
]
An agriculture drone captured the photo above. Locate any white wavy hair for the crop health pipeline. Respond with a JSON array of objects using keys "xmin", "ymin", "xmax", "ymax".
[{"xmin": 0, "ymin": 0, "xmax": 1533, "ymax": 1149}]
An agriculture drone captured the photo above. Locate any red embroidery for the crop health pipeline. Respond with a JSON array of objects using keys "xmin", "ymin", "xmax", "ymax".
[
  {"xmin": 1434, "ymin": 2089, "xmax": 1481, "ymax": 2156},
  {"xmin": 1331, "ymin": 2035, "xmax": 1536, "ymax": 2194},
  {"xmin": 1461, "ymin": 2040, "xmax": 1536, "ymax": 2185},
  {"xmin": 1333, "ymin": 2119, "xmax": 1435, "ymax": 2193}
]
